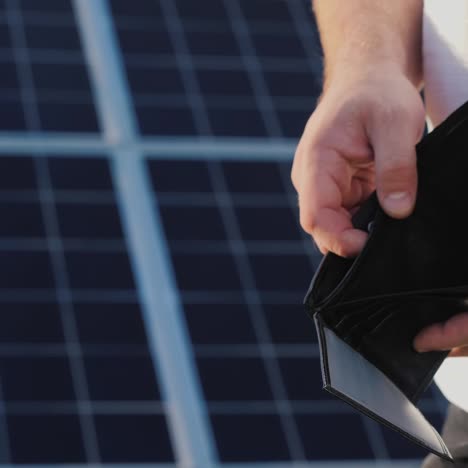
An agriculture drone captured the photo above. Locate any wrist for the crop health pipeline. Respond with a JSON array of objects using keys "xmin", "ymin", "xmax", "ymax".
[
  {"xmin": 322, "ymin": 21, "xmax": 422, "ymax": 91},
  {"xmin": 322, "ymin": 58, "xmax": 407, "ymax": 94}
]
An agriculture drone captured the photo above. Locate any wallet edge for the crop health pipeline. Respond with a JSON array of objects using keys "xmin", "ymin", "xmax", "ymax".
[{"xmin": 313, "ymin": 312, "xmax": 454, "ymax": 462}]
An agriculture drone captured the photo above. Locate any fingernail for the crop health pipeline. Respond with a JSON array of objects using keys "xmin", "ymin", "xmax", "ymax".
[{"xmin": 383, "ymin": 192, "xmax": 411, "ymax": 217}]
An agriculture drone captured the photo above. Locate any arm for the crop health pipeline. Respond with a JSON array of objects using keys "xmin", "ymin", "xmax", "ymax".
[
  {"xmin": 300, "ymin": 1, "xmax": 468, "ymax": 356},
  {"xmin": 291, "ymin": 0, "xmax": 425, "ymax": 257},
  {"xmin": 314, "ymin": 0, "xmax": 424, "ymax": 92}
]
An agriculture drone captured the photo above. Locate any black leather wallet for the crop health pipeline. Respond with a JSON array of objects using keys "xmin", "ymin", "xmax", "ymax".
[{"xmin": 304, "ymin": 100, "xmax": 468, "ymax": 462}]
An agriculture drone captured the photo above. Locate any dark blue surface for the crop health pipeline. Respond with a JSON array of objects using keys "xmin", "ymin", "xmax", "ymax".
[
  {"xmin": 110, "ymin": 0, "xmax": 322, "ymax": 137},
  {"xmin": 0, "ymin": 155, "xmax": 174, "ymax": 463},
  {"xmin": 0, "ymin": 0, "xmax": 100, "ymax": 132}
]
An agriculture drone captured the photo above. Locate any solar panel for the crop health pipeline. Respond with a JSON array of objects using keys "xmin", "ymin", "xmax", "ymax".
[
  {"xmin": 0, "ymin": 155, "xmax": 173, "ymax": 463},
  {"xmin": 0, "ymin": 0, "xmax": 99, "ymax": 132},
  {"xmin": 110, "ymin": 0, "xmax": 322, "ymax": 138},
  {"xmin": 0, "ymin": 0, "xmax": 451, "ymax": 465},
  {"xmin": 148, "ymin": 156, "xmax": 448, "ymax": 463}
]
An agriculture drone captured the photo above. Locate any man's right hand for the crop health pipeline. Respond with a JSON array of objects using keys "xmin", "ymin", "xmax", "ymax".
[{"xmin": 291, "ymin": 61, "xmax": 426, "ymax": 257}]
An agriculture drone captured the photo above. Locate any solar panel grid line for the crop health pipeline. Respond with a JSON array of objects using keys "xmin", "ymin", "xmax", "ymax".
[
  {"xmin": 194, "ymin": 343, "xmax": 320, "ymax": 359},
  {"xmin": 220, "ymin": 0, "xmax": 282, "ymax": 137},
  {"xmin": 159, "ymin": 0, "xmax": 211, "ymax": 135},
  {"xmin": 75, "ymin": 0, "xmax": 217, "ymax": 465},
  {"xmin": 72, "ymin": 0, "xmax": 134, "ymax": 141},
  {"xmin": 34, "ymin": 158, "xmax": 101, "ymax": 463},
  {"xmin": 286, "ymin": 0, "xmax": 323, "ymax": 72},
  {"xmin": 276, "ymin": 159, "xmax": 323, "ymax": 271},
  {"xmin": 206, "ymin": 161, "xmax": 306, "ymax": 460},
  {"xmin": 4, "ymin": 0, "xmax": 38, "ymax": 130},
  {"xmin": 110, "ymin": 152, "xmax": 216, "ymax": 466},
  {"xmin": 360, "ymin": 415, "xmax": 390, "ymax": 461},
  {"xmin": 0, "ymin": 134, "xmax": 297, "ymax": 158},
  {"xmin": 3, "ymin": 400, "xmax": 166, "ymax": 415}
]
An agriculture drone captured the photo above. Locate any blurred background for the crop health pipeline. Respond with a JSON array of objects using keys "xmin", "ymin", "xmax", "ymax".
[{"xmin": 0, "ymin": 0, "xmax": 447, "ymax": 466}]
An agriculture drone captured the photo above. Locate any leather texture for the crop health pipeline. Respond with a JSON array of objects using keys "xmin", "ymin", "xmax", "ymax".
[
  {"xmin": 315, "ymin": 315, "xmax": 452, "ymax": 461},
  {"xmin": 305, "ymin": 99, "xmax": 468, "ymax": 460}
]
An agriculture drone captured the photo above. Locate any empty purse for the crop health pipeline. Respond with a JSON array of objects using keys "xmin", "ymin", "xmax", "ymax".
[{"xmin": 304, "ymin": 99, "xmax": 468, "ymax": 462}]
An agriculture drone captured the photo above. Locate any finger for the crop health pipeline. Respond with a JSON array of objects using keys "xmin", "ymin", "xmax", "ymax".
[
  {"xmin": 298, "ymin": 152, "xmax": 368, "ymax": 257},
  {"xmin": 413, "ymin": 312, "xmax": 468, "ymax": 352},
  {"xmin": 449, "ymin": 346, "xmax": 468, "ymax": 357},
  {"xmin": 368, "ymin": 107, "xmax": 421, "ymax": 219}
]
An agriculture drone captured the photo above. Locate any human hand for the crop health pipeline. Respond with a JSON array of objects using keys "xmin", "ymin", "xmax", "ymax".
[
  {"xmin": 291, "ymin": 61, "xmax": 426, "ymax": 257},
  {"xmin": 413, "ymin": 313, "xmax": 468, "ymax": 357}
]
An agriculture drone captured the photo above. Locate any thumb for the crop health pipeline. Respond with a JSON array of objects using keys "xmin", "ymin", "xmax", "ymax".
[{"xmin": 369, "ymin": 108, "xmax": 421, "ymax": 219}]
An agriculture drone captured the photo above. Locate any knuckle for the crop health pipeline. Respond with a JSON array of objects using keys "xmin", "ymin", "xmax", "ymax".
[
  {"xmin": 299, "ymin": 211, "xmax": 316, "ymax": 234},
  {"xmin": 381, "ymin": 163, "xmax": 412, "ymax": 183}
]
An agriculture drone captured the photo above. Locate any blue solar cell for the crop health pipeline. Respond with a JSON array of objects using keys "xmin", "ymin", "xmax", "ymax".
[
  {"xmin": 0, "ymin": 157, "xmax": 36, "ymax": 190},
  {"xmin": 159, "ymin": 205, "xmax": 227, "ymax": 241},
  {"xmin": 24, "ymin": 25, "xmax": 82, "ymax": 51},
  {"xmin": 74, "ymin": 302, "xmax": 148, "ymax": 346},
  {"xmin": 38, "ymin": 101, "xmax": 100, "ymax": 132},
  {"xmin": 264, "ymin": 69, "xmax": 321, "ymax": 97},
  {"xmin": 185, "ymin": 29, "xmax": 241, "ymax": 56},
  {"xmin": 279, "ymin": 357, "xmax": 331, "ymax": 400},
  {"xmin": 137, "ymin": 105, "xmax": 197, "ymax": 135},
  {"xmin": 65, "ymin": 251, "xmax": 135, "ymax": 290},
  {"xmin": 31, "ymin": 63, "xmax": 93, "ymax": 93},
  {"xmin": 48, "ymin": 157, "xmax": 113, "ymax": 191},
  {"xmin": 296, "ymin": 414, "xmax": 375, "ymax": 459},
  {"xmin": 8, "ymin": 414, "xmax": 86, "ymax": 463},
  {"xmin": 184, "ymin": 303, "xmax": 257, "ymax": 345},
  {"xmin": 171, "ymin": 253, "xmax": 241, "ymax": 291},
  {"xmin": 125, "ymin": 66, "xmax": 185, "ymax": 95},
  {"xmin": 222, "ymin": 161, "xmax": 287, "ymax": 193},
  {"xmin": 0, "ymin": 24, "xmax": 12, "ymax": 49},
  {"xmin": 251, "ymin": 32, "xmax": 308, "ymax": 59},
  {"xmin": 198, "ymin": 356, "xmax": 274, "ymax": 401},
  {"xmin": 235, "ymin": 205, "xmax": 302, "ymax": 241},
  {"xmin": 0, "ymin": 201, "xmax": 44, "ymax": 237},
  {"xmin": 56, "ymin": 202, "xmax": 124, "ymax": 239},
  {"xmin": 0, "ymin": 251, "xmax": 54, "ymax": 289},
  {"xmin": 94, "ymin": 414, "xmax": 174, "ymax": 462},
  {"xmin": 263, "ymin": 303, "xmax": 317, "ymax": 344},
  {"xmin": 148, "ymin": 160, "xmax": 213, "ymax": 194},
  {"xmin": 239, "ymin": 0, "xmax": 292, "ymax": 21},
  {"xmin": 1, "ymin": 356, "xmax": 75, "ymax": 401},
  {"xmin": 197, "ymin": 69, "xmax": 254, "ymax": 97},
  {"xmin": 176, "ymin": 0, "xmax": 228, "ymax": 20},
  {"xmin": 249, "ymin": 253, "xmax": 314, "ymax": 291},
  {"xmin": 211, "ymin": 414, "xmax": 291, "ymax": 461},
  {"xmin": 116, "ymin": 27, "xmax": 174, "ymax": 55},
  {"xmin": 208, "ymin": 106, "xmax": 268, "ymax": 137},
  {"xmin": 20, "ymin": 0, "xmax": 73, "ymax": 13},
  {"xmin": 277, "ymin": 108, "xmax": 312, "ymax": 138},
  {"xmin": 0, "ymin": 302, "xmax": 64, "ymax": 343},
  {"xmin": 0, "ymin": 62, "xmax": 21, "ymax": 89},
  {"xmin": 109, "ymin": 0, "xmax": 163, "ymax": 18},
  {"xmin": 0, "ymin": 99, "xmax": 26, "ymax": 130},
  {"xmin": 84, "ymin": 356, "xmax": 160, "ymax": 401}
]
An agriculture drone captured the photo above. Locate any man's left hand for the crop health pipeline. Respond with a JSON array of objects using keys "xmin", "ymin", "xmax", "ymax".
[{"xmin": 413, "ymin": 313, "xmax": 468, "ymax": 357}]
